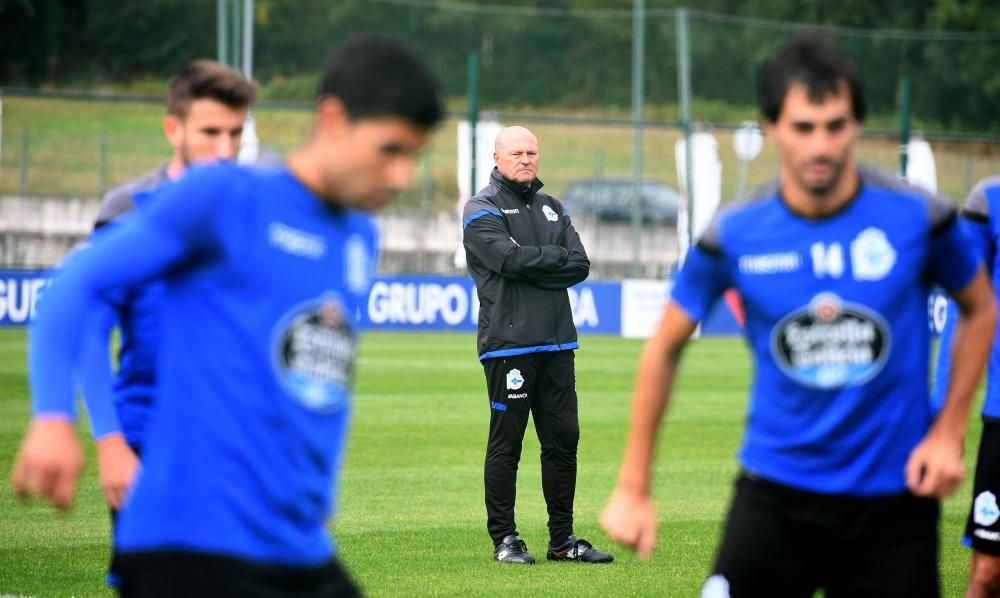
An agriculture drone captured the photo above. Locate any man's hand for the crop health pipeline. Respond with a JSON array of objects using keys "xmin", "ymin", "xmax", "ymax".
[
  {"xmin": 96, "ymin": 433, "xmax": 140, "ymax": 509},
  {"xmin": 600, "ymin": 487, "xmax": 658, "ymax": 559},
  {"xmin": 11, "ymin": 418, "xmax": 84, "ymax": 510},
  {"xmin": 905, "ymin": 425, "xmax": 966, "ymax": 499}
]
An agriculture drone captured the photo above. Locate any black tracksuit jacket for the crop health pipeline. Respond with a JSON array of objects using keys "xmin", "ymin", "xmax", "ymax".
[{"xmin": 462, "ymin": 168, "xmax": 590, "ymax": 361}]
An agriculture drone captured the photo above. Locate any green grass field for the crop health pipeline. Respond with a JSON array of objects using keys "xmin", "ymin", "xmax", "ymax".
[{"xmin": 0, "ymin": 329, "xmax": 983, "ymax": 596}]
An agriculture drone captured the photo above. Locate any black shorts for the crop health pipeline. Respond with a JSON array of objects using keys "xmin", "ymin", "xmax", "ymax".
[
  {"xmin": 114, "ymin": 550, "xmax": 361, "ymax": 597},
  {"xmin": 709, "ymin": 472, "xmax": 940, "ymax": 598},
  {"xmin": 965, "ymin": 419, "xmax": 1000, "ymax": 556}
]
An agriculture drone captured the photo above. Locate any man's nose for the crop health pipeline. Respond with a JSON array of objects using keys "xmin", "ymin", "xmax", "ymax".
[
  {"xmin": 387, "ymin": 157, "xmax": 416, "ymax": 190},
  {"xmin": 216, "ymin": 134, "xmax": 240, "ymax": 159}
]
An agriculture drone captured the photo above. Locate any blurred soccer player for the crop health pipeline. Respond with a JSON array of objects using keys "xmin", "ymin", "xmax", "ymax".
[
  {"xmin": 12, "ymin": 34, "xmax": 443, "ymax": 597},
  {"xmin": 601, "ymin": 33, "xmax": 994, "ymax": 597},
  {"xmin": 72, "ymin": 60, "xmax": 256, "ymax": 587},
  {"xmin": 933, "ymin": 176, "xmax": 1000, "ymax": 598},
  {"xmin": 463, "ymin": 126, "xmax": 612, "ymax": 564}
]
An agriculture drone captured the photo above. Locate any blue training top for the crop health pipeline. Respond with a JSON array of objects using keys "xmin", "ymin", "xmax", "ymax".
[
  {"xmin": 671, "ymin": 166, "xmax": 978, "ymax": 497},
  {"xmin": 30, "ymin": 163, "xmax": 379, "ymax": 565},
  {"xmin": 934, "ymin": 176, "xmax": 1000, "ymax": 418},
  {"xmin": 76, "ymin": 183, "xmax": 170, "ymax": 447}
]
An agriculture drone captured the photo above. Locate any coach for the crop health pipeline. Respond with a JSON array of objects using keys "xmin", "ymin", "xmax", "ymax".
[{"xmin": 462, "ymin": 125, "xmax": 612, "ymax": 565}]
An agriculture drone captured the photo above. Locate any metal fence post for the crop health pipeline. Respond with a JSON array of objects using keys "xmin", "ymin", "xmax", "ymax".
[
  {"xmin": 467, "ymin": 51, "xmax": 480, "ymax": 205},
  {"xmin": 677, "ymin": 8, "xmax": 693, "ymax": 260},
  {"xmin": 98, "ymin": 133, "xmax": 108, "ymax": 196},
  {"xmin": 898, "ymin": 76, "xmax": 911, "ymax": 177},
  {"xmin": 630, "ymin": 0, "xmax": 645, "ymax": 277},
  {"xmin": 19, "ymin": 131, "xmax": 28, "ymax": 196}
]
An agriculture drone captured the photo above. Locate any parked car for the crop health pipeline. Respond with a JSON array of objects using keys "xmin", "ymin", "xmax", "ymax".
[{"xmin": 558, "ymin": 178, "xmax": 680, "ymax": 224}]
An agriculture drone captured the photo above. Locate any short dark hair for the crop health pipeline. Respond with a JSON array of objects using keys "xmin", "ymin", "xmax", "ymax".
[
  {"xmin": 758, "ymin": 33, "xmax": 866, "ymax": 124},
  {"xmin": 167, "ymin": 60, "xmax": 258, "ymax": 118},
  {"xmin": 318, "ymin": 34, "xmax": 444, "ymax": 129}
]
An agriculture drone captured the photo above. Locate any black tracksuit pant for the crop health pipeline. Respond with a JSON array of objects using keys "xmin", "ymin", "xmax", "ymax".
[{"xmin": 482, "ymin": 350, "xmax": 579, "ymax": 547}]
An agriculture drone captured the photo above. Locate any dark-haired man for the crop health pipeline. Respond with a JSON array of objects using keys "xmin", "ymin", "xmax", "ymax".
[
  {"xmin": 12, "ymin": 34, "xmax": 443, "ymax": 597},
  {"xmin": 601, "ymin": 33, "xmax": 994, "ymax": 597},
  {"xmin": 933, "ymin": 176, "xmax": 1000, "ymax": 598}
]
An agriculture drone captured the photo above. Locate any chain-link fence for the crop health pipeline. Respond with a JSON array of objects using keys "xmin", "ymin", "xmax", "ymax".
[{"xmin": 3, "ymin": 3, "xmax": 1000, "ymax": 274}]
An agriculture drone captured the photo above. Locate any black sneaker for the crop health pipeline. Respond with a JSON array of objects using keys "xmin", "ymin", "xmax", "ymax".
[
  {"xmin": 493, "ymin": 535, "xmax": 536, "ymax": 564},
  {"xmin": 546, "ymin": 535, "xmax": 614, "ymax": 563}
]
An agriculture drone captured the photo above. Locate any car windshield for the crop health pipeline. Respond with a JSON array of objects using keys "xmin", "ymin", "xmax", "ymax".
[{"xmin": 564, "ymin": 181, "xmax": 678, "ymax": 209}]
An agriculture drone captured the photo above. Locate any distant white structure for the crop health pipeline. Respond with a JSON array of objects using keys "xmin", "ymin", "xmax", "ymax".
[
  {"xmin": 904, "ymin": 135, "xmax": 938, "ymax": 194},
  {"xmin": 454, "ymin": 119, "xmax": 503, "ymax": 269},
  {"xmin": 237, "ymin": 113, "xmax": 260, "ymax": 165},
  {"xmin": 675, "ymin": 131, "xmax": 722, "ymax": 262}
]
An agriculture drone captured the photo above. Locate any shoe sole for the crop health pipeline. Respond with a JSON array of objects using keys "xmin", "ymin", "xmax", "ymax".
[{"xmin": 546, "ymin": 556, "xmax": 614, "ymax": 563}]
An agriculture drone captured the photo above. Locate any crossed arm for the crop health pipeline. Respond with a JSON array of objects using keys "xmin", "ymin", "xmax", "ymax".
[{"xmin": 464, "ymin": 209, "xmax": 589, "ymax": 289}]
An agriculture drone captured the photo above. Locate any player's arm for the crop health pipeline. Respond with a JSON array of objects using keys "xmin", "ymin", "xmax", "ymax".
[
  {"xmin": 463, "ymin": 202, "xmax": 572, "ymax": 280},
  {"xmin": 602, "ymin": 236, "xmax": 730, "ymax": 558},
  {"xmin": 12, "ymin": 168, "xmax": 227, "ymax": 510},
  {"xmin": 601, "ymin": 302, "xmax": 697, "ymax": 559},
  {"xmin": 907, "ymin": 204, "xmax": 997, "ymax": 499},
  {"xmin": 931, "ymin": 216, "xmax": 994, "ymax": 412},
  {"xmin": 73, "ymin": 295, "xmax": 139, "ymax": 510}
]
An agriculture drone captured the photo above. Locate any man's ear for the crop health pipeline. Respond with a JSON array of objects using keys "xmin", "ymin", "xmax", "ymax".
[
  {"xmin": 315, "ymin": 97, "xmax": 350, "ymax": 139},
  {"xmin": 163, "ymin": 115, "xmax": 183, "ymax": 149}
]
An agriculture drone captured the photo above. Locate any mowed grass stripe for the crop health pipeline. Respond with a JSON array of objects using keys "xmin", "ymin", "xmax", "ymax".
[{"xmin": 0, "ymin": 329, "xmax": 984, "ymax": 596}]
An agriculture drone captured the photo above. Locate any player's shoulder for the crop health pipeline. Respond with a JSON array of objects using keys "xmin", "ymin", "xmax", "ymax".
[
  {"xmin": 96, "ymin": 165, "xmax": 170, "ymax": 225},
  {"xmin": 858, "ymin": 165, "xmax": 956, "ymax": 229},
  {"xmin": 463, "ymin": 187, "xmax": 502, "ymax": 219},
  {"xmin": 962, "ymin": 175, "xmax": 1000, "ymax": 220},
  {"xmin": 699, "ymin": 178, "xmax": 780, "ymax": 252}
]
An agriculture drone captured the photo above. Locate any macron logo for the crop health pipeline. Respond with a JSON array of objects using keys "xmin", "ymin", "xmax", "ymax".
[
  {"xmin": 501, "ymin": 208, "xmax": 520, "ymax": 215},
  {"xmin": 269, "ymin": 222, "xmax": 326, "ymax": 259},
  {"xmin": 739, "ymin": 252, "xmax": 801, "ymax": 274}
]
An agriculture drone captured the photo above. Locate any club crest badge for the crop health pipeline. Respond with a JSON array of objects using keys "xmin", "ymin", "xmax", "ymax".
[
  {"xmin": 975, "ymin": 491, "xmax": 1000, "ymax": 527},
  {"xmin": 506, "ymin": 369, "xmax": 525, "ymax": 390}
]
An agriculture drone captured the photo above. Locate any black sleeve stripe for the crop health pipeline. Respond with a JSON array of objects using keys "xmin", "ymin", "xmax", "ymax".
[
  {"xmin": 930, "ymin": 210, "xmax": 957, "ymax": 236},
  {"xmin": 695, "ymin": 239, "xmax": 723, "ymax": 257},
  {"xmin": 961, "ymin": 208, "xmax": 990, "ymax": 224}
]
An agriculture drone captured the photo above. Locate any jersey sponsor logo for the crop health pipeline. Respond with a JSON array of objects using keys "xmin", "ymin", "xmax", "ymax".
[
  {"xmin": 269, "ymin": 222, "xmax": 327, "ymax": 259},
  {"xmin": 501, "ymin": 208, "xmax": 520, "ymax": 215},
  {"xmin": 506, "ymin": 368, "xmax": 525, "ymax": 390},
  {"xmin": 850, "ymin": 227, "xmax": 896, "ymax": 281},
  {"xmin": 272, "ymin": 294, "xmax": 356, "ymax": 413},
  {"xmin": 770, "ymin": 292, "xmax": 891, "ymax": 389},
  {"xmin": 542, "ymin": 205, "xmax": 559, "ymax": 222},
  {"xmin": 507, "ymin": 392, "xmax": 527, "ymax": 399},
  {"xmin": 738, "ymin": 252, "xmax": 802, "ymax": 275},
  {"xmin": 975, "ymin": 491, "xmax": 1000, "ymax": 527}
]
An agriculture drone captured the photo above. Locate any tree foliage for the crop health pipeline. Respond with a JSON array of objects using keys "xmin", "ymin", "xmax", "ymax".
[{"xmin": 1, "ymin": 0, "xmax": 998, "ymax": 132}]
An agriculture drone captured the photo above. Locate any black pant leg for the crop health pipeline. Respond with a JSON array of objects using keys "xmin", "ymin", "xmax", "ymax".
[
  {"xmin": 531, "ymin": 350, "xmax": 579, "ymax": 546},
  {"xmin": 483, "ymin": 356, "xmax": 534, "ymax": 545}
]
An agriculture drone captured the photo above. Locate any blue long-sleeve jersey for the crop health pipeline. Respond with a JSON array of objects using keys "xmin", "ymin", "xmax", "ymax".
[
  {"xmin": 672, "ymin": 167, "xmax": 978, "ymax": 496},
  {"xmin": 934, "ymin": 176, "xmax": 1000, "ymax": 418},
  {"xmin": 73, "ymin": 185, "xmax": 168, "ymax": 445},
  {"xmin": 30, "ymin": 163, "xmax": 379, "ymax": 565}
]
